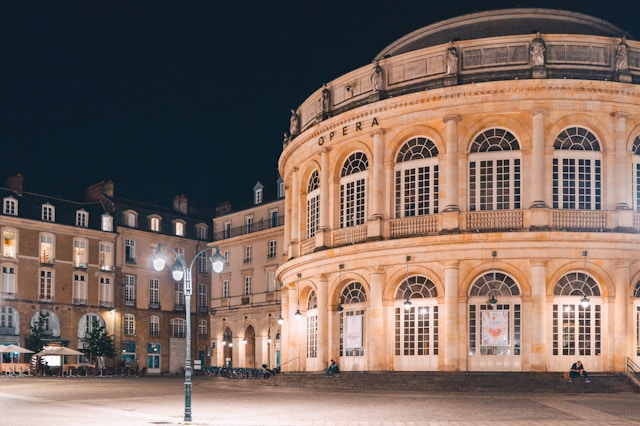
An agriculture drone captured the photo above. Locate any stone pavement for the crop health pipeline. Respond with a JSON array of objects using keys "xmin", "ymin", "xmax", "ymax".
[{"xmin": 0, "ymin": 375, "xmax": 639, "ymax": 425}]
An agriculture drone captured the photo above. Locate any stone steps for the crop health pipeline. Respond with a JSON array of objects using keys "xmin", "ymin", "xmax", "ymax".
[{"xmin": 260, "ymin": 371, "xmax": 640, "ymax": 393}]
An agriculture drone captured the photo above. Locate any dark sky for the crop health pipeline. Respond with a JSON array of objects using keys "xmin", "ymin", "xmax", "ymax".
[{"xmin": 1, "ymin": 0, "xmax": 638, "ymax": 212}]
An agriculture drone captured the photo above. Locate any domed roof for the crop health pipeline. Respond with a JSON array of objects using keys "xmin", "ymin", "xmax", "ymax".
[{"xmin": 374, "ymin": 8, "xmax": 629, "ymax": 60}]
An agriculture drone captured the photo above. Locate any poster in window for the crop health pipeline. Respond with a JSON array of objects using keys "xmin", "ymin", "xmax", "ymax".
[
  {"xmin": 345, "ymin": 315, "xmax": 362, "ymax": 349},
  {"xmin": 481, "ymin": 310, "xmax": 509, "ymax": 346}
]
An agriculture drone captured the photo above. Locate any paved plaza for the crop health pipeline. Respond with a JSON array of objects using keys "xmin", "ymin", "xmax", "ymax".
[{"xmin": 0, "ymin": 375, "xmax": 639, "ymax": 425}]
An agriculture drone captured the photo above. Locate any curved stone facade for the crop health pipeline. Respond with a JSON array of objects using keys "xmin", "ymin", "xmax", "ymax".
[{"xmin": 278, "ymin": 9, "xmax": 640, "ymax": 373}]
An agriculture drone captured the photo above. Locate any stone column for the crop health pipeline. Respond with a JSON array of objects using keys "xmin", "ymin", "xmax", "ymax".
[
  {"xmin": 371, "ymin": 130, "xmax": 385, "ymax": 219},
  {"xmin": 316, "ymin": 276, "xmax": 329, "ymax": 366},
  {"xmin": 289, "ymin": 168, "xmax": 300, "ymax": 258},
  {"xmin": 317, "ymin": 148, "xmax": 332, "ymax": 248},
  {"xmin": 614, "ymin": 112, "xmax": 631, "ymax": 210},
  {"xmin": 280, "ymin": 286, "xmax": 292, "ymax": 371},
  {"xmin": 529, "ymin": 260, "xmax": 547, "ymax": 371},
  {"xmin": 368, "ymin": 268, "xmax": 385, "ymax": 370},
  {"xmin": 443, "ymin": 261, "xmax": 460, "ymax": 370},
  {"xmin": 443, "ymin": 115, "xmax": 460, "ymax": 212},
  {"xmin": 613, "ymin": 261, "xmax": 630, "ymax": 371},
  {"xmin": 530, "ymin": 109, "xmax": 548, "ymax": 208}
]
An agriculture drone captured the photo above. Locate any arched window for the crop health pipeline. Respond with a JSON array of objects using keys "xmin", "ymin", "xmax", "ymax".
[
  {"xmin": 340, "ymin": 152, "xmax": 369, "ymax": 228},
  {"xmin": 552, "ymin": 272, "xmax": 602, "ymax": 357},
  {"xmin": 552, "ymin": 127, "xmax": 602, "ymax": 210},
  {"xmin": 394, "ymin": 276, "xmax": 439, "ymax": 356},
  {"xmin": 150, "ymin": 315, "xmax": 160, "ymax": 337},
  {"xmin": 170, "ymin": 318, "xmax": 186, "ymax": 337},
  {"xmin": 469, "ymin": 128, "xmax": 521, "ymax": 211},
  {"xmin": 306, "ymin": 170, "xmax": 320, "ymax": 238},
  {"xmin": 124, "ymin": 314, "xmax": 135, "ymax": 335},
  {"xmin": 339, "ymin": 281, "xmax": 367, "ymax": 357},
  {"xmin": 30, "ymin": 310, "xmax": 61, "ymax": 337},
  {"xmin": 632, "ymin": 135, "xmax": 640, "ymax": 212},
  {"xmin": 1, "ymin": 263, "xmax": 16, "ymax": 298},
  {"xmin": 395, "ymin": 137, "xmax": 439, "ymax": 217},
  {"xmin": 468, "ymin": 272, "xmax": 521, "ymax": 356},
  {"xmin": 78, "ymin": 313, "xmax": 104, "ymax": 339},
  {"xmin": 306, "ymin": 290, "xmax": 318, "ymax": 359}
]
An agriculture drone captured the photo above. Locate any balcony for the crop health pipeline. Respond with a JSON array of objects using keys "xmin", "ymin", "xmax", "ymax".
[
  {"xmin": 214, "ymin": 215, "xmax": 285, "ymax": 240},
  {"xmin": 73, "ymin": 298, "xmax": 87, "ymax": 305}
]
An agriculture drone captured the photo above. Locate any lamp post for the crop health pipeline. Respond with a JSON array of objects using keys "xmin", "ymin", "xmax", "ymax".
[{"xmin": 153, "ymin": 245, "xmax": 224, "ymax": 423}]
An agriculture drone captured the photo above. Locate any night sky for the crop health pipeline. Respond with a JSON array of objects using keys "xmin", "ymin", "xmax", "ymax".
[{"xmin": 1, "ymin": 1, "xmax": 638, "ymax": 212}]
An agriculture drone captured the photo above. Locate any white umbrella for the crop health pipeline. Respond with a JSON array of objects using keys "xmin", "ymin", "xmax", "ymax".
[
  {"xmin": 35, "ymin": 346, "xmax": 82, "ymax": 356},
  {"xmin": 0, "ymin": 344, "xmax": 34, "ymax": 354}
]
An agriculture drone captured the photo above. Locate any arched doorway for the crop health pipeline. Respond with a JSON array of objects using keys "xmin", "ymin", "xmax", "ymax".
[
  {"xmin": 222, "ymin": 327, "xmax": 233, "ymax": 367},
  {"xmin": 244, "ymin": 325, "xmax": 256, "ymax": 368}
]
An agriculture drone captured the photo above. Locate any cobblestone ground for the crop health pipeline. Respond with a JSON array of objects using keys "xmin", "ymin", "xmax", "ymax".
[{"xmin": 0, "ymin": 375, "xmax": 639, "ymax": 426}]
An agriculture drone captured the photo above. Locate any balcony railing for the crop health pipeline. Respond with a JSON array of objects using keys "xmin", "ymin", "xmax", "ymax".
[
  {"xmin": 390, "ymin": 215, "xmax": 439, "ymax": 238},
  {"xmin": 464, "ymin": 210, "xmax": 524, "ymax": 231},
  {"xmin": 552, "ymin": 210, "xmax": 607, "ymax": 230},
  {"xmin": 214, "ymin": 215, "xmax": 285, "ymax": 241},
  {"xmin": 332, "ymin": 224, "xmax": 368, "ymax": 247}
]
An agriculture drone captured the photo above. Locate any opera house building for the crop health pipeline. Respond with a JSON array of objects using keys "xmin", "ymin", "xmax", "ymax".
[{"xmin": 276, "ymin": 9, "xmax": 640, "ymax": 373}]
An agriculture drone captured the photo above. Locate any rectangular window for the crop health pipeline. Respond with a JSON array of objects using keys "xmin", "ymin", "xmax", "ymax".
[
  {"xmin": 267, "ymin": 271, "xmax": 276, "ymax": 292},
  {"xmin": 222, "ymin": 280, "xmax": 229, "ymax": 298},
  {"xmin": 198, "ymin": 319, "xmax": 208, "ymax": 338},
  {"xmin": 268, "ymin": 240, "xmax": 277, "ymax": 259},
  {"xmin": 223, "ymin": 222, "xmax": 231, "ymax": 239},
  {"xmin": 175, "ymin": 221, "xmax": 185, "ymax": 236},
  {"xmin": 244, "ymin": 276, "xmax": 252, "ymax": 296},
  {"xmin": 149, "ymin": 278, "xmax": 159, "ymax": 308},
  {"xmin": 270, "ymin": 210, "xmax": 279, "ymax": 227},
  {"xmin": 197, "ymin": 224, "xmax": 207, "ymax": 240},
  {"xmin": 223, "ymin": 250, "xmax": 230, "ymax": 266},
  {"xmin": 3, "ymin": 198, "xmax": 17, "ymax": 215},
  {"xmin": 2, "ymin": 229, "xmax": 17, "ymax": 258},
  {"xmin": 39, "ymin": 269, "xmax": 54, "ymax": 301},
  {"xmin": 99, "ymin": 243, "xmax": 113, "ymax": 271},
  {"xmin": 101, "ymin": 214, "xmax": 113, "ymax": 232},
  {"xmin": 2, "ymin": 265, "xmax": 16, "ymax": 298},
  {"xmin": 42, "ymin": 204, "xmax": 55, "ymax": 222},
  {"xmin": 73, "ymin": 273, "xmax": 87, "ymax": 304},
  {"xmin": 197, "ymin": 252, "xmax": 208, "ymax": 273},
  {"xmin": 198, "ymin": 283, "xmax": 207, "ymax": 310},
  {"xmin": 175, "ymin": 281, "xmax": 185, "ymax": 309},
  {"xmin": 125, "ymin": 213, "xmax": 137, "ymax": 227},
  {"xmin": 307, "ymin": 314, "xmax": 318, "ymax": 358},
  {"xmin": 76, "ymin": 210, "xmax": 88, "ymax": 227},
  {"xmin": 124, "ymin": 275, "xmax": 136, "ymax": 306},
  {"xmin": 255, "ymin": 188, "xmax": 263, "ymax": 205},
  {"xmin": 40, "ymin": 234, "xmax": 54, "ymax": 263},
  {"xmin": 245, "ymin": 216, "xmax": 253, "ymax": 233},
  {"xmin": 307, "ymin": 194, "xmax": 319, "ymax": 238},
  {"xmin": 99, "ymin": 276, "xmax": 112, "ymax": 307},
  {"xmin": 125, "ymin": 239, "xmax": 135, "ymax": 263},
  {"xmin": 244, "ymin": 245, "xmax": 252, "ymax": 263},
  {"xmin": 73, "ymin": 239, "xmax": 88, "ymax": 268},
  {"xmin": 150, "ymin": 217, "xmax": 160, "ymax": 232}
]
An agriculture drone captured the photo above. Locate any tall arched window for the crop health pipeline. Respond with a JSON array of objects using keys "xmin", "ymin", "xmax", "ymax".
[
  {"xmin": 306, "ymin": 170, "xmax": 320, "ymax": 238},
  {"xmin": 552, "ymin": 127, "xmax": 602, "ymax": 210},
  {"xmin": 632, "ymin": 136, "xmax": 640, "ymax": 212},
  {"xmin": 469, "ymin": 128, "xmax": 521, "ymax": 211},
  {"xmin": 306, "ymin": 290, "xmax": 318, "ymax": 359},
  {"xmin": 170, "ymin": 318, "xmax": 186, "ymax": 337},
  {"xmin": 395, "ymin": 137, "xmax": 439, "ymax": 217},
  {"xmin": 339, "ymin": 281, "xmax": 367, "ymax": 357},
  {"xmin": 552, "ymin": 272, "xmax": 601, "ymax": 357},
  {"xmin": 468, "ymin": 272, "xmax": 521, "ymax": 356},
  {"xmin": 395, "ymin": 276, "xmax": 438, "ymax": 356},
  {"xmin": 340, "ymin": 152, "xmax": 369, "ymax": 228}
]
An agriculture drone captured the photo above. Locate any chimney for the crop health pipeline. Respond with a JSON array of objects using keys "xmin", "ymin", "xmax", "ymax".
[
  {"xmin": 6, "ymin": 173, "xmax": 23, "ymax": 195},
  {"xmin": 173, "ymin": 195, "xmax": 188, "ymax": 215},
  {"xmin": 216, "ymin": 201, "xmax": 231, "ymax": 216},
  {"xmin": 85, "ymin": 180, "xmax": 114, "ymax": 202}
]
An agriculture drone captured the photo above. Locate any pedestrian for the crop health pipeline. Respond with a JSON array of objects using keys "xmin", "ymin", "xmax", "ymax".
[
  {"xmin": 569, "ymin": 360, "xmax": 590, "ymax": 383},
  {"xmin": 327, "ymin": 359, "xmax": 339, "ymax": 376}
]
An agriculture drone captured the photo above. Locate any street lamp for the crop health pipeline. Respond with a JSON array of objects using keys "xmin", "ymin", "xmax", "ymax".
[{"xmin": 153, "ymin": 245, "xmax": 224, "ymax": 423}]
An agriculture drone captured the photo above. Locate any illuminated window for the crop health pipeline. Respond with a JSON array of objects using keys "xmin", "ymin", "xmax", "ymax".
[
  {"xmin": 73, "ymin": 238, "xmax": 88, "ymax": 268},
  {"xmin": 2, "ymin": 229, "xmax": 17, "ymax": 258},
  {"xmin": 40, "ymin": 233, "xmax": 54, "ymax": 264}
]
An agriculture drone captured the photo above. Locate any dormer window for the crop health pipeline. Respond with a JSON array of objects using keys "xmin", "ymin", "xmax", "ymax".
[
  {"xmin": 277, "ymin": 176, "xmax": 285, "ymax": 198},
  {"xmin": 196, "ymin": 223, "xmax": 208, "ymax": 240},
  {"xmin": 76, "ymin": 209, "xmax": 89, "ymax": 227},
  {"xmin": 149, "ymin": 216, "xmax": 161, "ymax": 232},
  {"xmin": 3, "ymin": 197, "xmax": 17, "ymax": 216},
  {"xmin": 123, "ymin": 210, "xmax": 138, "ymax": 228},
  {"xmin": 42, "ymin": 203, "xmax": 55, "ymax": 222},
  {"xmin": 253, "ymin": 181, "xmax": 264, "ymax": 205},
  {"xmin": 175, "ymin": 220, "xmax": 185, "ymax": 237},
  {"xmin": 101, "ymin": 213, "xmax": 113, "ymax": 232}
]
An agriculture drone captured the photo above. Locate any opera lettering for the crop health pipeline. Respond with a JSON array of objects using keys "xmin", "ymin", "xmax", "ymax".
[{"xmin": 318, "ymin": 117, "xmax": 379, "ymax": 145}]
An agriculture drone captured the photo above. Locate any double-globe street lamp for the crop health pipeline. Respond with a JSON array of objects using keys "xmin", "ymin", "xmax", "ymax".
[{"xmin": 153, "ymin": 245, "xmax": 225, "ymax": 423}]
